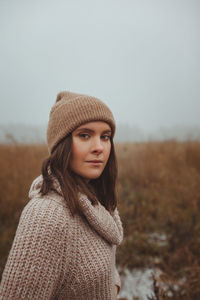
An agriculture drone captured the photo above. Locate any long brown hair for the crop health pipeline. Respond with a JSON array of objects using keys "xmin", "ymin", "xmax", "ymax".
[{"xmin": 40, "ymin": 133, "xmax": 118, "ymax": 217}]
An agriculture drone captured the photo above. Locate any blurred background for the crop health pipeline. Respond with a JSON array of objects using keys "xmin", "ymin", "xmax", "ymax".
[
  {"xmin": 0, "ymin": 0, "xmax": 199, "ymax": 142},
  {"xmin": 0, "ymin": 0, "xmax": 200, "ymax": 299}
]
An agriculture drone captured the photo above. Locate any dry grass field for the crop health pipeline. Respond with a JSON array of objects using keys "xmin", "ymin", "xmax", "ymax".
[{"xmin": 0, "ymin": 140, "xmax": 200, "ymax": 299}]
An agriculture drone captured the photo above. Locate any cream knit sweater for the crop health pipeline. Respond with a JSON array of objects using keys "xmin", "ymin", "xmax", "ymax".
[{"xmin": 0, "ymin": 175, "xmax": 124, "ymax": 300}]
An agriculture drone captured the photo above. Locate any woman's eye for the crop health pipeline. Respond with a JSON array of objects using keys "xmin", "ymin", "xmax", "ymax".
[
  {"xmin": 78, "ymin": 134, "xmax": 111, "ymax": 140},
  {"xmin": 79, "ymin": 133, "xmax": 90, "ymax": 139},
  {"xmin": 102, "ymin": 135, "xmax": 111, "ymax": 140}
]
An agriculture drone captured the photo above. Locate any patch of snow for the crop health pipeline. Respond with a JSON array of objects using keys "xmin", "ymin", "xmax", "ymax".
[{"xmin": 118, "ymin": 268, "xmax": 157, "ymax": 300}]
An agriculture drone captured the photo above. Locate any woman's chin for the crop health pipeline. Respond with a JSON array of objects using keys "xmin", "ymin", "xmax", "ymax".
[{"xmin": 80, "ymin": 171, "xmax": 103, "ymax": 181}]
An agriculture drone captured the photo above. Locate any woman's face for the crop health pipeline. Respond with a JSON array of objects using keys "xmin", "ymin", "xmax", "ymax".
[{"xmin": 69, "ymin": 121, "xmax": 112, "ymax": 180}]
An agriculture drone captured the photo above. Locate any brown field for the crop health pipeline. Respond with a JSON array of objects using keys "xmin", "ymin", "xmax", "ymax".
[{"xmin": 0, "ymin": 140, "xmax": 200, "ymax": 299}]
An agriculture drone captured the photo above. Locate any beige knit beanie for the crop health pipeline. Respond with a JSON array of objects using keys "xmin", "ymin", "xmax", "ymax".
[{"xmin": 47, "ymin": 91, "xmax": 116, "ymax": 153}]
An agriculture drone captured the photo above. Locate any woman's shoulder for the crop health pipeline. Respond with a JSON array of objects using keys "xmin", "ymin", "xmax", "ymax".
[
  {"xmin": 23, "ymin": 196, "xmax": 71, "ymax": 224},
  {"xmin": 16, "ymin": 198, "xmax": 70, "ymax": 248},
  {"xmin": 17, "ymin": 175, "xmax": 72, "ymax": 235},
  {"xmin": 27, "ymin": 174, "xmax": 70, "ymax": 213}
]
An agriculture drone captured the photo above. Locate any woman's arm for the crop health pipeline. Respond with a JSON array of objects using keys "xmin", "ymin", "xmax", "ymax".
[
  {"xmin": 115, "ymin": 284, "xmax": 120, "ymax": 297},
  {"xmin": 0, "ymin": 199, "xmax": 69, "ymax": 299},
  {"xmin": 114, "ymin": 265, "xmax": 121, "ymax": 294}
]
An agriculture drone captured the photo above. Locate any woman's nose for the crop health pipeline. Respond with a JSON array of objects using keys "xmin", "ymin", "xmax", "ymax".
[{"xmin": 91, "ymin": 137, "xmax": 104, "ymax": 152}]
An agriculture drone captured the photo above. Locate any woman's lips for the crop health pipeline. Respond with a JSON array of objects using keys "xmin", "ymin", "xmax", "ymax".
[{"xmin": 86, "ymin": 161, "xmax": 103, "ymax": 166}]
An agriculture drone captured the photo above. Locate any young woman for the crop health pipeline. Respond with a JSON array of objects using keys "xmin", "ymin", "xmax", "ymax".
[{"xmin": 0, "ymin": 91, "xmax": 124, "ymax": 300}]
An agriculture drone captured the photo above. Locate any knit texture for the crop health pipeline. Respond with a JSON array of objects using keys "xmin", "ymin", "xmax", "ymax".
[
  {"xmin": 47, "ymin": 91, "xmax": 116, "ymax": 154},
  {"xmin": 0, "ymin": 175, "xmax": 123, "ymax": 300}
]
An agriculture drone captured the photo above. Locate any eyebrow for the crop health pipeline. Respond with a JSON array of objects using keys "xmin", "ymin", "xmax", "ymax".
[{"xmin": 76, "ymin": 128, "xmax": 112, "ymax": 134}]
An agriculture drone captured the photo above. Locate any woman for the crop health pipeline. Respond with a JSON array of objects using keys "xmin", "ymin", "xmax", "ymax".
[{"xmin": 0, "ymin": 91, "xmax": 124, "ymax": 300}]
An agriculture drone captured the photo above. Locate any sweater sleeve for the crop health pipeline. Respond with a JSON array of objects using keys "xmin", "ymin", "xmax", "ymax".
[
  {"xmin": 0, "ymin": 198, "xmax": 69, "ymax": 300},
  {"xmin": 113, "ymin": 243, "xmax": 121, "ymax": 294},
  {"xmin": 114, "ymin": 265, "xmax": 121, "ymax": 293},
  {"xmin": 113, "ymin": 208, "xmax": 123, "ymax": 294}
]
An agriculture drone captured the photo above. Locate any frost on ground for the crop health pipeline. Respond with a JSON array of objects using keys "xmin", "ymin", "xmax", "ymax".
[
  {"xmin": 118, "ymin": 268, "xmax": 159, "ymax": 300},
  {"xmin": 118, "ymin": 267, "xmax": 186, "ymax": 300}
]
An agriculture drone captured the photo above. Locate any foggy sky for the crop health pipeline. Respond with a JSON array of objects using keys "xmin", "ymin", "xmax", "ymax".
[{"xmin": 0, "ymin": 0, "xmax": 199, "ymax": 134}]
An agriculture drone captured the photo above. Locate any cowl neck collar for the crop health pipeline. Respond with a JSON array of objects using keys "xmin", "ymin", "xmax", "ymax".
[
  {"xmin": 77, "ymin": 192, "xmax": 123, "ymax": 245},
  {"xmin": 29, "ymin": 174, "xmax": 123, "ymax": 246}
]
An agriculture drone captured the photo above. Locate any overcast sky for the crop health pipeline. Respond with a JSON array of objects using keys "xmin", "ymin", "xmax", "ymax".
[{"xmin": 0, "ymin": 0, "xmax": 199, "ymax": 135}]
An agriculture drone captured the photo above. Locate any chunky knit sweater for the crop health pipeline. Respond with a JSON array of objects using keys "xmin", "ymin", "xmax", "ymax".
[{"xmin": 0, "ymin": 175, "xmax": 124, "ymax": 300}]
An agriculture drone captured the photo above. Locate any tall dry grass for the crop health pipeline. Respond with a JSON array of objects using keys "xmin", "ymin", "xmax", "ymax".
[
  {"xmin": 0, "ymin": 140, "xmax": 200, "ymax": 299},
  {"xmin": 0, "ymin": 142, "xmax": 48, "ymax": 274},
  {"xmin": 116, "ymin": 141, "xmax": 200, "ymax": 299}
]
